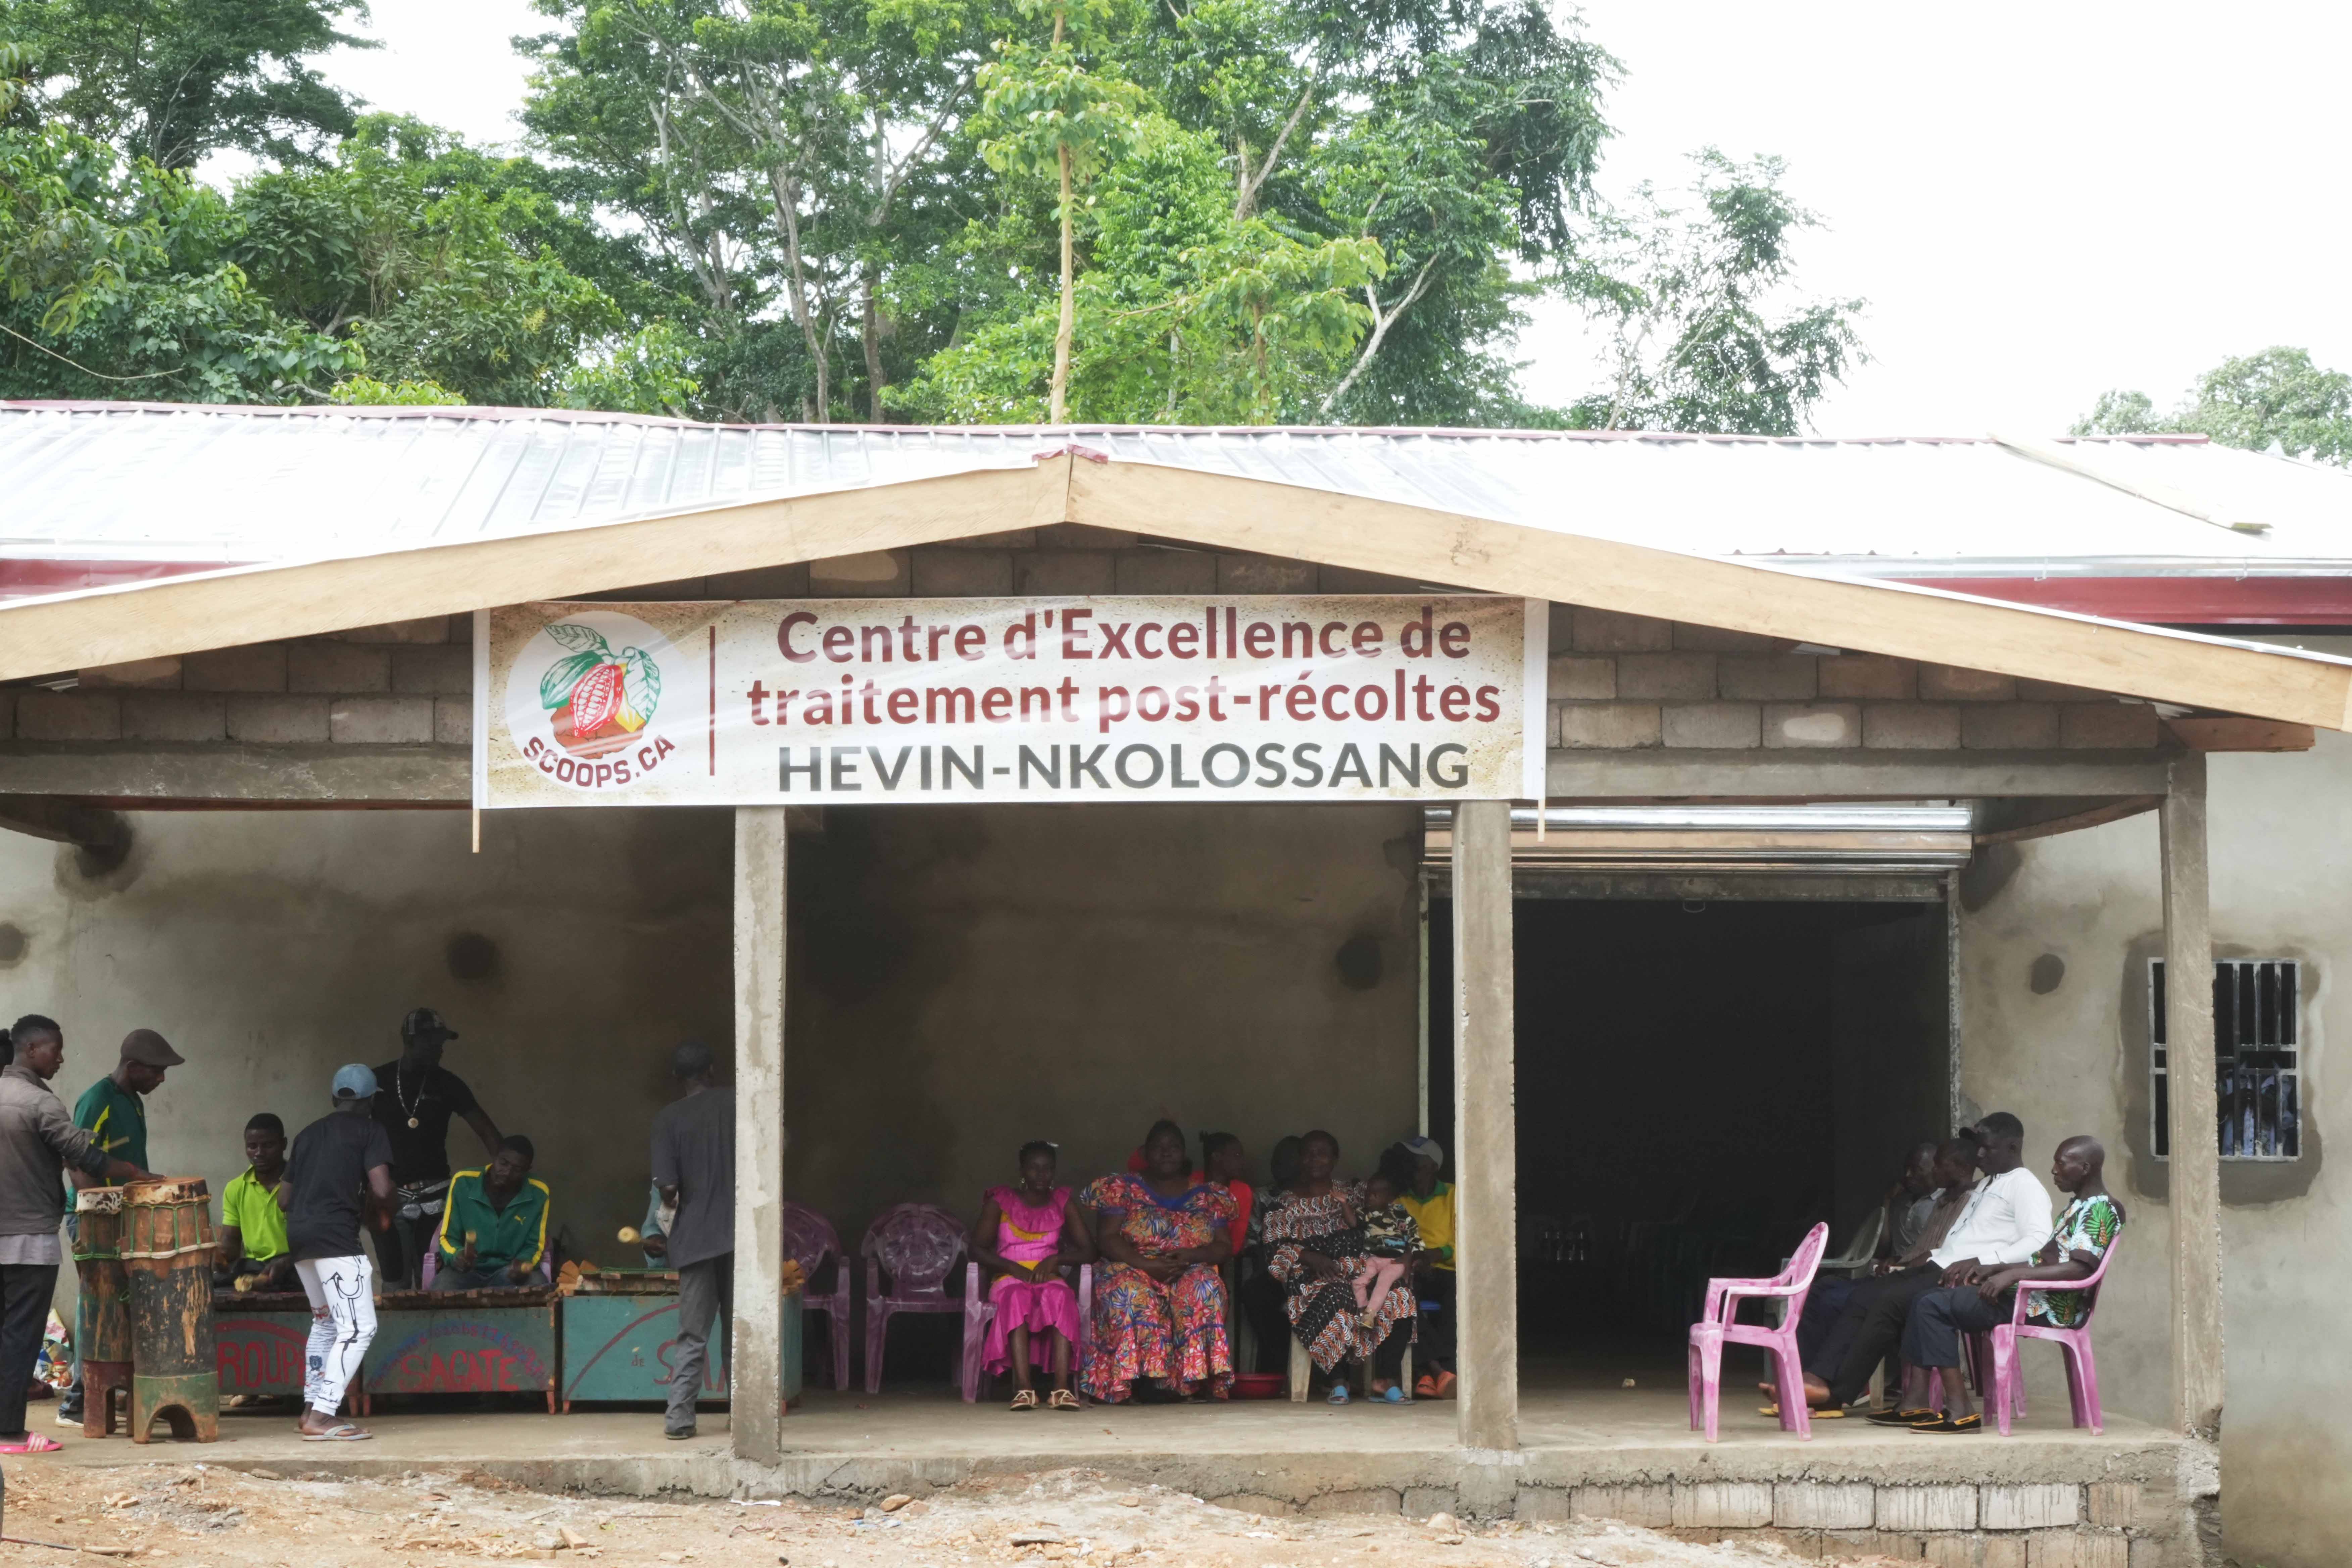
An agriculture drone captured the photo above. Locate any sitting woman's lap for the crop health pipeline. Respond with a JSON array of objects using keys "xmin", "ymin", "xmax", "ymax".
[{"xmin": 1082, "ymin": 1262, "xmax": 1232, "ymax": 1402}]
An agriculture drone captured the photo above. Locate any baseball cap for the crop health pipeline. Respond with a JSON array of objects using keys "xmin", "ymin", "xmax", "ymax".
[
  {"xmin": 119, "ymin": 1029, "xmax": 185, "ymax": 1069},
  {"xmin": 401, "ymin": 1007, "xmax": 457, "ymax": 1041},
  {"xmin": 1401, "ymin": 1135, "xmax": 1444, "ymax": 1166},
  {"xmin": 332, "ymin": 1063, "xmax": 379, "ymax": 1101}
]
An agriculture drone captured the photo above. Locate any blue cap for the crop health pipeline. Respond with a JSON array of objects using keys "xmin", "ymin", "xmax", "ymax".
[{"xmin": 332, "ymin": 1063, "xmax": 378, "ymax": 1101}]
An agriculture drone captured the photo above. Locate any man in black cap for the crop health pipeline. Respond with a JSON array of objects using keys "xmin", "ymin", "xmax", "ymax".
[
  {"xmin": 59, "ymin": 1027, "xmax": 182, "ymax": 1423},
  {"xmin": 370, "ymin": 1009, "xmax": 502, "ymax": 1289}
]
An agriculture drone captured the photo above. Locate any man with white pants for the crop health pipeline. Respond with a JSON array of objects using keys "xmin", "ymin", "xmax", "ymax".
[{"xmin": 279, "ymin": 1064, "xmax": 396, "ymax": 1440}]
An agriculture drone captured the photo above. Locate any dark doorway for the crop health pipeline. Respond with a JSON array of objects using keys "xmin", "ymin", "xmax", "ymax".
[{"xmin": 1426, "ymin": 895, "xmax": 1950, "ymax": 1381}]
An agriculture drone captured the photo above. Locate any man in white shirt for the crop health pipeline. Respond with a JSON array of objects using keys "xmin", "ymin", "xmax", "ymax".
[{"xmin": 1820, "ymin": 1113, "xmax": 2053, "ymax": 1414}]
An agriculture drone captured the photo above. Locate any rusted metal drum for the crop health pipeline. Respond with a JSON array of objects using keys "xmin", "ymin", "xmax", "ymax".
[
  {"xmin": 72, "ymin": 1187, "xmax": 134, "ymax": 1436},
  {"xmin": 121, "ymin": 1178, "xmax": 219, "ymax": 1443}
]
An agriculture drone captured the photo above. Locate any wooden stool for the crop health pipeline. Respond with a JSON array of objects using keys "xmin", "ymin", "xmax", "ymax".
[{"xmin": 81, "ymin": 1360, "xmax": 131, "ymax": 1438}]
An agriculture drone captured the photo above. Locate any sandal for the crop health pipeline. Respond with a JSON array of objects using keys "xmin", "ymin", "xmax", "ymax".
[
  {"xmin": 1758, "ymin": 1404, "xmax": 1845, "ymax": 1418},
  {"xmin": 1866, "ymin": 1407, "xmax": 1938, "ymax": 1426},
  {"xmin": 1414, "ymin": 1375, "xmax": 1440, "ymax": 1400},
  {"xmin": 1009, "ymin": 1389, "xmax": 1039, "ymax": 1411},
  {"xmin": 1325, "ymin": 1383, "xmax": 1351, "ymax": 1405},
  {"xmin": 1048, "ymin": 1388, "xmax": 1080, "ymax": 1410},
  {"xmin": 0, "ymin": 1432, "xmax": 62, "ymax": 1453},
  {"xmin": 300, "ymin": 1423, "xmax": 373, "ymax": 1442},
  {"xmin": 1908, "ymin": 1413, "xmax": 1982, "ymax": 1434},
  {"xmin": 1429, "ymin": 1370, "xmax": 1457, "ymax": 1399}
]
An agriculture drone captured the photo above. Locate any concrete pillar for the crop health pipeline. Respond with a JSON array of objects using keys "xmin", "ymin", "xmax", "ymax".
[
  {"xmin": 2160, "ymin": 754, "xmax": 2225, "ymax": 1439},
  {"xmin": 732, "ymin": 805, "xmax": 789, "ymax": 1466},
  {"xmin": 1451, "ymin": 799, "xmax": 1517, "ymax": 1451}
]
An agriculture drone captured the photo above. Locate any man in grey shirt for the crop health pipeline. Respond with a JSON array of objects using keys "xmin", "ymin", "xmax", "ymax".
[
  {"xmin": 650, "ymin": 1040, "xmax": 734, "ymax": 1440},
  {"xmin": 0, "ymin": 1015, "xmax": 144, "ymax": 1451}
]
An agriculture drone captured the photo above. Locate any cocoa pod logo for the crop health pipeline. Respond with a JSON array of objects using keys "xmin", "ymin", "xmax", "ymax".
[{"xmin": 539, "ymin": 624, "xmax": 662, "ymax": 758}]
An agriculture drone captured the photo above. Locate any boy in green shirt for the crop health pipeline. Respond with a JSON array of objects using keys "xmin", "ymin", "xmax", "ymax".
[
  {"xmin": 216, "ymin": 1114, "xmax": 295, "ymax": 1291},
  {"xmin": 432, "ymin": 1136, "xmax": 551, "ymax": 1290}
]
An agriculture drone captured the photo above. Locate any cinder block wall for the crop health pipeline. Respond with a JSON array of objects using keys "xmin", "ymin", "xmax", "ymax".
[{"xmin": 1544, "ymin": 608, "xmax": 2163, "ymax": 752}]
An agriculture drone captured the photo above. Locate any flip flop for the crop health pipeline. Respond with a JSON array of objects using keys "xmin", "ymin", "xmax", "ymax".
[
  {"xmin": 1325, "ymin": 1383, "xmax": 1351, "ymax": 1405},
  {"xmin": 0, "ymin": 1432, "xmax": 62, "ymax": 1453},
  {"xmin": 1907, "ymin": 1414, "xmax": 1982, "ymax": 1434},
  {"xmin": 1377, "ymin": 1384, "xmax": 1404, "ymax": 1404},
  {"xmin": 301, "ymin": 1423, "xmax": 373, "ymax": 1442},
  {"xmin": 1757, "ymin": 1404, "xmax": 1845, "ymax": 1418}
]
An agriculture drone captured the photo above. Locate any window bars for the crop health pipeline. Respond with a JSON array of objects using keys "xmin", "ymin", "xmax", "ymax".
[{"xmin": 2151, "ymin": 959, "xmax": 2302, "ymax": 1161}]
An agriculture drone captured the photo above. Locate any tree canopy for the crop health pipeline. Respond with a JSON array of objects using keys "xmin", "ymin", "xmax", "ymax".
[
  {"xmin": 0, "ymin": 0, "xmax": 1866, "ymax": 428},
  {"xmin": 2075, "ymin": 347, "xmax": 2352, "ymax": 466}
]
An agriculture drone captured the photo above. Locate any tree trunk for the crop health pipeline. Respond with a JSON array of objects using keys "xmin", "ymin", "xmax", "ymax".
[
  {"xmin": 1050, "ymin": 143, "xmax": 1075, "ymax": 425},
  {"xmin": 862, "ymin": 266, "xmax": 886, "ymax": 423}
]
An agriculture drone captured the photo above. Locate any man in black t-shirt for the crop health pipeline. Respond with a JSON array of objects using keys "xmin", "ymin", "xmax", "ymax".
[
  {"xmin": 370, "ymin": 1008, "xmax": 502, "ymax": 1287},
  {"xmin": 281, "ymin": 1064, "xmax": 396, "ymax": 1440}
]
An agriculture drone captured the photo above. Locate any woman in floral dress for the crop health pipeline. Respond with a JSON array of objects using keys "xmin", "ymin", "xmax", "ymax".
[
  {"xmin": 1262, "ymin": 1129, "xmax": 1418, "ymax": 1402},
  {"xmin": 1079, "ymin": 1120, "xmax": 1237, "ymax": 1402}
]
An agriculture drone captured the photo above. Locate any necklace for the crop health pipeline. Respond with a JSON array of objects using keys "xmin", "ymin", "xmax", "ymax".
[{"xmin": 396, "ymin": 1064, "xmax": 425, "ymax": 1130}]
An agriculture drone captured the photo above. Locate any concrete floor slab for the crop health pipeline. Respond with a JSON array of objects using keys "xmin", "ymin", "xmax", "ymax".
[{"xmin": 42, "ymin": 1385, "xmax": 2185, "ymax": 1503}]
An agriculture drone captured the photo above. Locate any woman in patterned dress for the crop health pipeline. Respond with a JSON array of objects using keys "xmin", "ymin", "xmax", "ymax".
[
  {"xmin": 1079, "ymin": 1121, "xmax": 1237, "ymax": 1402},
  {"xmin": 1261, "ymin": 1129, "xmax": 1417, "ymax": 1403}
]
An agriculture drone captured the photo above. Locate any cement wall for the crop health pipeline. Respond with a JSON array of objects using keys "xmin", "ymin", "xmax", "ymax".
[
  {"xmin": 0, "ymin": 798, "xmax": 1420, "ymax": 1288},
  {"xmin": 1958, "ymin": 692, "xmax": 2352, "ymax": 1568}
]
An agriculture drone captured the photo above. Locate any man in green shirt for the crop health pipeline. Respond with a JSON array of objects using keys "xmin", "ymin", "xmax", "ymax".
[
  {"xmin": 432, "ymin": 1136, "xmax": 551, "ymax": 1290},
  {"xmin": 215, "ymin": 1114, "xmax": 295, "ymax": 1291},
  {"xmin": 71, "ymin": 1029, "xmax": 181, "ymax": 1179},
  {"xmin": 59, "ymin": 1028, "xmax": 181, "ymax": 1425}
]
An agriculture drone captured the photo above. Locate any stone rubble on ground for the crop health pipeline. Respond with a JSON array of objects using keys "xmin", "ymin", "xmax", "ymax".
[{"xmin": 0, "ymin": 1463, "xmax": 1935, "ymax": 1567}]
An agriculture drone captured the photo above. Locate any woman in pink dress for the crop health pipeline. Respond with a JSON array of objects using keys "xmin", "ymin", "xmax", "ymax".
[{"xmin": 970, "ymin": 1141, "xmax": 1091, "ymax": 1410}]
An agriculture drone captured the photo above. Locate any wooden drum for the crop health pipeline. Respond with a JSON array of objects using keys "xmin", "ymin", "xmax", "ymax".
[
  {"xmin": 71, "ymin": 1187, "xmax": 134, "ymax": 1436},
  {"xmin": 121, "ymin": 1178, "xmax": 219, "ymax": 1443}
]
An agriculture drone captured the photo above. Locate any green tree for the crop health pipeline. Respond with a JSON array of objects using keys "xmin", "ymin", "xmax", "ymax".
[
  {"xmin": 2074, "ymin": 347, "xmax": 2352, "ymax": 466},
  {"xmin": 973, "ymin": 0, "xmax": 1146, "ymax": 421},
  {"xmin": 522, "ymin": 0, "xmax": 1012, "ymax": 422},
  {"xmin": 0, "ymin": 118, "xmax": 359, "ymax": 399},
  {"xmin": 1563, "ymin": 149, "xmax": 1864, "ymax": 435},
  {"xmin": 231, "ymin": 117, "xmax": 624, "ymax": 406},
  {"xmin": 5, "ymin": 0, "xmax": 371, "ymax": 169},
  {"xmin": 900, "ymin": 111, "xmax": 1376, "ymax": 422}
]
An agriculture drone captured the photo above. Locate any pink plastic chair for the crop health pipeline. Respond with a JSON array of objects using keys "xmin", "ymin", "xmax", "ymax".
[
  {"xmin": 1987, "ymin": 1235, "xmax": 2119, "ymax": 1436},
  {"xmin": 782, "ymin": 1201, "xmax": 852, "ymax": 1390},
  {"xmin": 959, "ymin": 1261, "xmax": 1094, "ymax": 1402},
  {"xmin": 861, "ymin": 1203, "xmax": 969, "ymax": 1393},
  {"xmin": 1686, "ymin": 1221, "xmax": 1829, "ymax": 1443}
]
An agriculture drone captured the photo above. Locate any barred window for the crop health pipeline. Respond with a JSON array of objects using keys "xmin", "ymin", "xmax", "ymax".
[{"xmin": 2151, "ymin": 958, "xmax": 2302, "ymax": 1161}]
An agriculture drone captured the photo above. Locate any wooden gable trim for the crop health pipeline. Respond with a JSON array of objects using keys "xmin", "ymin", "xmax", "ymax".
[{"xmin": 1, "ymin": 452, "xmax": 2347, "ymax": 731}]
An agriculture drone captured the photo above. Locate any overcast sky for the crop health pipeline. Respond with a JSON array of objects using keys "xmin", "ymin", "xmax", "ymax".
[{"xmin": 312, "ymin": 0, "xmax": 2352, "ymax": 436}]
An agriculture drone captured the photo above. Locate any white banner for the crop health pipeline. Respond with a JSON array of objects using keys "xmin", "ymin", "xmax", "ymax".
[{"xmin": 476, "ymin": 596, "xmax": 1546, "ymax": 808}]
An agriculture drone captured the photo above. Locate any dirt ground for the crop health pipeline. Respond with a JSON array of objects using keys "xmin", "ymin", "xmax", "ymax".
[{"xmin": 0, "ymin": 1464, "xmax": 1916, "ymax": 1568}]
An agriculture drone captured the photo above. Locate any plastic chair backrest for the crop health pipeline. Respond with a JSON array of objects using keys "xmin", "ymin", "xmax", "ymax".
[
  {"xmin": 863, "ymin": 1203, "xmax": 967, "ymax": 1297},
  {"xmin": 780, "ymin": 1201, "xmax": 842, "ymax": 1280},
  {"xmin": 1780, "ymin": 1220, "xmax": 1831, "ymax": 1291},
  {"xmin": 1820, "ymin": 1207, "xmax": 1884, "ymax": 1272}
]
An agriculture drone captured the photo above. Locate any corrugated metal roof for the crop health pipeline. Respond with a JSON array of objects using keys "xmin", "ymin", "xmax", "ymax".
[{"xmin": 4, "ymin": 402, "xmax": 2349, "ymax": 602}]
